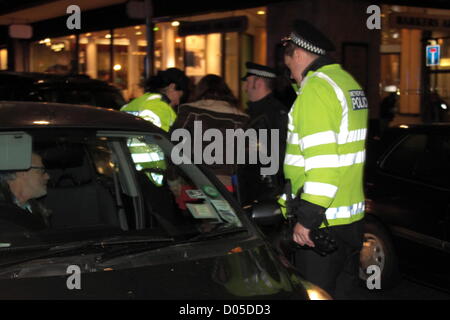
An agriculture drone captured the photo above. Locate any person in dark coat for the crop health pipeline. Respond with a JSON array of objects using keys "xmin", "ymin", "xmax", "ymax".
[
  {"xmin": 171, "ymin": 74, "xmax": 249, "ymax": 191},
  {"xmin": 239, "ymin": 62, "xmax": 288, "ymax": 204},
  {"xmin": 0, "ymin": 152, "xmax": 51, "ymax": 234}
]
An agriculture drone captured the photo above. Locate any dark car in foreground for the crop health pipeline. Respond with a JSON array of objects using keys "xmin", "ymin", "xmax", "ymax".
[
  {"xmin": 0, "ymin": 101, "xmax": 330, "ymax": 300},
  {"xmin": 360, "ymin": 124, "xmax": 450, "ymax": 291},
  {"xmin": 0, "ymin": 72, "xmax": 126, "ymax": 109}
]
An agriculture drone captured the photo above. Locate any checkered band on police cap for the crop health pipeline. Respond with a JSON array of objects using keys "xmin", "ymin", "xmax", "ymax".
[
  {"xmin": 247, "ymin": 68, "xmax": 276, "ymax": 78},
  {"xmin": 282, "ymin": 19, "xmax": 335, "ymax": 56},
  {"xmin": 289, "ymin": 32, "xmax": 326, "ymax": 55},
  {"xmin": 242, "ymin": 62, "xmax": 277, "ymax": 81}
]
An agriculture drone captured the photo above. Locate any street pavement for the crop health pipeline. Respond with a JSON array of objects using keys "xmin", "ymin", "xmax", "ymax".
[{"xmin": 336, "ymin": 276, "xmax": 450, "ymax": 300}]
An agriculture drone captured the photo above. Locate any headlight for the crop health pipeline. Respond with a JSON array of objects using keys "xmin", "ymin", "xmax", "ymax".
[{"xmin": 300, "ymin": 280, "xmax": 333, "ymax": 300}]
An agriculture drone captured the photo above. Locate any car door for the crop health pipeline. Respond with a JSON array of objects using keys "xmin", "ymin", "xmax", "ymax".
[{"xmin": 371, "ymin": 131, "xmax": 450, "ymax": 287}]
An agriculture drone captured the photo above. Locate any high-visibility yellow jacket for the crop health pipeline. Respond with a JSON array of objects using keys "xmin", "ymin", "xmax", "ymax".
[
  {"xmin": 121, "ymin": 93, "xmax": 176, "ymax": 186},
  {"xmin": 121, "ymin": 93, "xmax": 176, "ymax": 132},
  {"xmin": 279, "ymin": 63, "xmax": 368, "ymax": 228}
]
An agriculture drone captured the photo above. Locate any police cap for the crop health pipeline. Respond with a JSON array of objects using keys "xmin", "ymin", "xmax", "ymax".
[
  {"xmin": 241, "ymin": 62, "xmax": 277, "ymax": 81},
  {"xmin": 282, "ymin": 19, "xmax": 335, "ymax": 56}
]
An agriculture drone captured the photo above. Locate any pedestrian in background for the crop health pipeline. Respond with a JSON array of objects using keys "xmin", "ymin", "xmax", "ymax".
[{"xmin": 171, "ymin": 74, "xmax": 249, "ymax": 190}]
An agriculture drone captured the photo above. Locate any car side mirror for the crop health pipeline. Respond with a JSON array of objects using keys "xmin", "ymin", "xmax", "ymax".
[{"xmin": 249, "ymin": 200, "xmax": 283, "ymax": 226}]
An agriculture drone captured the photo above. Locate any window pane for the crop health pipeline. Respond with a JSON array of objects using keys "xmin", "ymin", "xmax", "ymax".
[
  {"xmin": 381, "ymin": 134, "xmax": 427, "ymax": 177},
  {"xmin": 30, "ymin": 36, "xmax": 76, "ymax": 73},
  {"xmin": 224, "ymin": 32, "xmax": 239, "ymax": 99},
  {"xmin": 0, "ymin": 48, "xmax": 7, "ymax": 70},
  {"xmin": 0, "ymin": 132, "xmax": 139, "ymax": 246},
  {"xmin": 413, "ymin": 135, "xmax": 450, "ymax": 188},
  {"xmin": 185, "ymin": 35, "xmax": 206, "ymax": 83},
  {"xmin": 127, "ymin": 135, "xmax": 242, "ymax": 236}
]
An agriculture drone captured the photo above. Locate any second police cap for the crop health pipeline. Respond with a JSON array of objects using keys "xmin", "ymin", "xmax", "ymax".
[
  {"xmin": 241, "ymin": 62, "xmax": 277, "ymax": 80},
  {"xmin": 282, "ymin": 19, "xmax": 335, "ymax": 55}
]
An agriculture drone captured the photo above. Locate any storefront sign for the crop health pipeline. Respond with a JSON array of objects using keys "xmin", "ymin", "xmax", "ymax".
[
  {"xmin": 390, "ymin": 13, "xmax": 450, "ymax": 31},
  {"xmin": 9, "ymin": 24, "xmax": 32, "ymax": 39},
  {"xmin": 178, "ymin": 16, "xmax": 248, "ymax": 36},
  {"xmin": 426, "ymin": 45, "xmax": 440, "ymax": 66}
]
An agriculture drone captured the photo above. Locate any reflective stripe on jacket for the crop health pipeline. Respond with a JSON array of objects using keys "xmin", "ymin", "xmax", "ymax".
[
  {"xmin": 121, "ymin": 93, "xmax": 176, "ymax": 132},
  {"xmin": 279, "ymin": 63, "xmax": 368, "ymax": 227}
]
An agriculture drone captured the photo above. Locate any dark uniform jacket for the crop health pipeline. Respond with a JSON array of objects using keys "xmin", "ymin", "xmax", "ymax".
[{"xmin": 238, "ymin": 94, "xmax": 288, "ymax": 205}]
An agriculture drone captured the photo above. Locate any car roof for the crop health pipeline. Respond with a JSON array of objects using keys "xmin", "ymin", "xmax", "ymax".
[
  {"xmin": 0, "ymin": 101, "xmax": 163, "ymax": 133},
  {"xmin": 388, "ymin": 122, "xmax": 450, "ymax": 133},
  {"xmin": 0, "ymin": 71, "xmax": 116, "ymax": 88}
]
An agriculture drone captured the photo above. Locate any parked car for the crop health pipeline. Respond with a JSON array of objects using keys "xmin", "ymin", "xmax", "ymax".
[
  {"xmin": 0, "ymin": 72, "xmax": 126, "ymax": 109},
  {"xmin": 0, "ymin": 101, "xmax": 331, "ymax": 300},
  {"xmin": 361, "ymin": 123, "xmax": 450, "ymax": 291}
]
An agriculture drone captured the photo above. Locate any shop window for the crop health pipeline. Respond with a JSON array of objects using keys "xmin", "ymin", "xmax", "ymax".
[
  {"xmin": 380, "ymin": 53, "xmax": 400, "ymax": 99},
  {"xmin": 184, "ymin": 34, "xmax": 222, "ymax": 84},
  {"xmin": 428, "ymin": 35, "xmax": 450, "ymax": 106},
  {"xmin": 30, "ymin": 35, "xmax": 76, "ymax": 73},
  {"xmin": 0, "ymin": 48, "xmax": 7, "ymax": 70},
  {"xmin": 225, "ymin": 33, "xmax": 239, "ymax": 99},
  {"xmin": 153, "ymin": 6, "xmax": 266, "ymax": 103},
  {"xmin": 79, "ymin": 30, "xmax": 112, "ymax": 82},
  {"xmin": 113, "ymin": 25, "xmax": 148, "ymax": 100}
]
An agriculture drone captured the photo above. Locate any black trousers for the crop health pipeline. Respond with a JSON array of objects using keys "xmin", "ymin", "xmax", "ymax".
[{"xmin": 293, "ymin": 219, "xmax": 364, "ymax": 298}]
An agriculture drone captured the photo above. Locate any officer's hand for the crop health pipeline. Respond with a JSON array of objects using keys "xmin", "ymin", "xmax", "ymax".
[{"xmin": 293, "ymin": 222, "xmax": 315, "ymax": 247}]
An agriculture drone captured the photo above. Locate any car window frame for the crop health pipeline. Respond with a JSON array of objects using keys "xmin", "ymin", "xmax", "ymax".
[
  {"xmin": 99, "ymin": 130, "xmax": 253, "ymax": 233},
  {"xmin": 379, "ymin": 133, "xmax": 426, "ymax": 177},
  {"xmin": 378, "ymin": 131, "xmax": 450, "ymax": 192}
]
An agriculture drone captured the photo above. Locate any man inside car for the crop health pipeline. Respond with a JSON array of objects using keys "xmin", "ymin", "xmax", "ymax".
[{"xmin": 0, "ymin": 152, "xmax": 52, "ymax": 230}]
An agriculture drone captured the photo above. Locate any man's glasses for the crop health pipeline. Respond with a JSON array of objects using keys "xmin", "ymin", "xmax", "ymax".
[{"xmin": 30, "ymin": 166, "xmax": 48, "ymax": 174}]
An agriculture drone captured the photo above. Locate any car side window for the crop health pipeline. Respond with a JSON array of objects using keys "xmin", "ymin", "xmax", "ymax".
[
  {"xmin": 381, "ymin": 133, "xmax": 427, "ymax": 178},
  {"xmin": 42, "ymin": 139, "xmax": 130, "ymax": 231},
  {"xmin": 126, "ymin": 135, "xmax": 242, "ymax": 236},
  {"xmin": 413, "ymin": 134, "xmax": 450, "ymax": 188}
]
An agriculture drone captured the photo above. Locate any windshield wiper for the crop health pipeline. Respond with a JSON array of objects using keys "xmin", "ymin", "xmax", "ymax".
[
  {"xmin": 96, "ymin": 226, "xmax": 249, "ymax": 264},
  {"xmin": 95, "ymin": 237, "xmax": 176, "ymax": 264},
  {"xmin": 0, "ymin": 236, "xmax": 174, "ymax": 269}
]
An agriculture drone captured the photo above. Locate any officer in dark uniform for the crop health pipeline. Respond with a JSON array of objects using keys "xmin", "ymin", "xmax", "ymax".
[{"xmin": 238, "ymin": 62, "xmax": 288, "ymax": 205}]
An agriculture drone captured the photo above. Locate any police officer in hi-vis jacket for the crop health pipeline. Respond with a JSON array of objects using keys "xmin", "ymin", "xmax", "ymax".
[{"xmin": 279, "ymin": 19, "xmax": 368, "ymax": 297}]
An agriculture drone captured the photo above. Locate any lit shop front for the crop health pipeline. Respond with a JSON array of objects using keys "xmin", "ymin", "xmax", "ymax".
[
  {"xmin": 380, "ymin": 5, "xmax": 450, "ymax": 123},
  {"xmin": 29, "ymin": 7, "xmax": 267, "ymax": 102}
]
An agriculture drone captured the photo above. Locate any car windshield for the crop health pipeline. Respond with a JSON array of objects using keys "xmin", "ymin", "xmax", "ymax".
[{"xmin": 0, "ymin": 129, "xmax": 244, "ymax": 250}]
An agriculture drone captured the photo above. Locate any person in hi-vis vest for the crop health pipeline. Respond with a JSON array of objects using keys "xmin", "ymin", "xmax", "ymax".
[
  {"xmin": 121, "ymin": 68, "xmax": 189, "ymax": 132},
  {"xmin": 279, "ymin": 19, "xmax": 368, "ymax": 297}
]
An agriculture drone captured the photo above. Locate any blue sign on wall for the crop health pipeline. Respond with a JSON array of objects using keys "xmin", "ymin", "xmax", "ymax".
[{"xmin": 426, "ymin": 45, "xmax": 440, "ymax": 66}]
